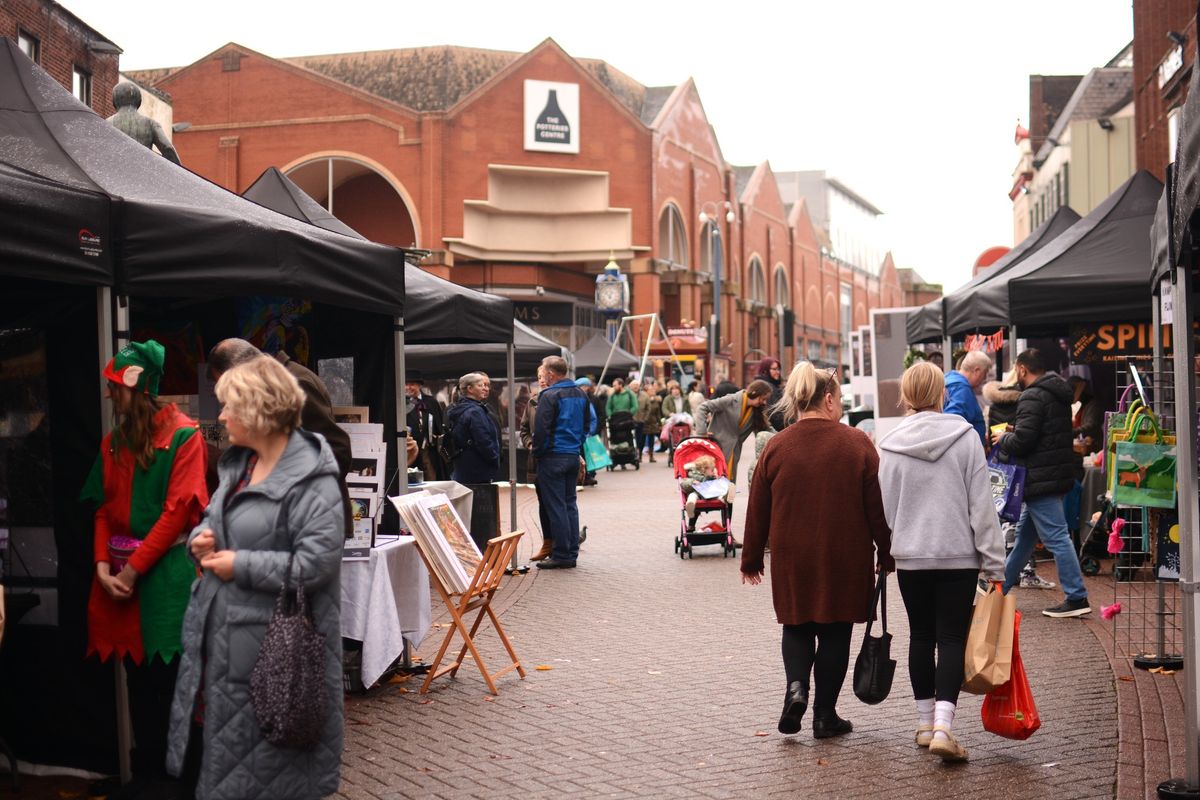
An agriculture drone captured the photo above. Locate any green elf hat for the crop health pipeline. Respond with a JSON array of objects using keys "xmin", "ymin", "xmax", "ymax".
[{"xmin": 102, "ymin": 339, "xmax": 166, "ymax": 396}]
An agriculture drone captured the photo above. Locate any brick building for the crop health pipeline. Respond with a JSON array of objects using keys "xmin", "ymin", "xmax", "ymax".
[
  {"xmin": 1133, "ymin": 0, "xmax": 1197, "ymax": 178},
  {"xmin": 132, "ymin": 39, "xmax": 906, "ymax": 382},
  {"xmin": 1, "ymin": 0, "xmax": 120, "ymax": 117}
]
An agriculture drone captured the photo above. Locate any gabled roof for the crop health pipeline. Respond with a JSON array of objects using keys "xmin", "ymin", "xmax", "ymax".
[
  {"xmin": 640, "ymin": 86, "xmax": 676, "ymax": 126},
  {"xmin": 118, "ymin": 72, "xmax": 172, "ymax": 105},
  {"xmin": 733, "ymin": 165, "xmax": 755, "ymax": 198},
  {"xmin": 1035, "ymin": 67, "xmax": 1133, "ymax": 162},
  {"xmin": 282, "ymin": 43, "xmax": 651, "ymax": 118}
]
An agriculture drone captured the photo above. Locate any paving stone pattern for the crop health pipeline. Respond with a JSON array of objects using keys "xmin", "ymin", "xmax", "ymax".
[{"xmin": 337, "ymin": 451, "xmax": 1121, "ymax": 800}]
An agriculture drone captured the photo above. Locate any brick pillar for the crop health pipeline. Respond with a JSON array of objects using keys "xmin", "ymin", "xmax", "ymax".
[{"xmin": 218, "ymin": 136, "xmax": 239, "ymax": 191}]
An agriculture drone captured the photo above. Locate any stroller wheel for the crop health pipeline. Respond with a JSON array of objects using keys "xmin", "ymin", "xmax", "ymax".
[
  {"xmin": 1081, "ymin": 556, "xmax": 1100, "ymax": 576},
  {"xmin": 634, "ymin": 462, "xmax": 640, "ymax": 471},
  {"xmin": 674, "ymin": 536, "xmax": 680, "ymax": 553},
  {"xmin": 687, "ymin": 546, "xmax": 694, "ymax": 559}
]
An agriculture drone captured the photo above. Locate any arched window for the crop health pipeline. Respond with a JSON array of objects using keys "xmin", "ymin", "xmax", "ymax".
[
  {"xmin": 658, "ymin": 204, "xmax": 688, "ymax": 269},
  {"xmin": 748, "ymin": 257, "xmax": 767, "ymax": 304},
  {"xmin": 773, "ymin": 264, "xmax": 790, "ymax": 309},
  {"xmin": 698, "ymin": 221, "xmax": 719, "ymax": 274}
]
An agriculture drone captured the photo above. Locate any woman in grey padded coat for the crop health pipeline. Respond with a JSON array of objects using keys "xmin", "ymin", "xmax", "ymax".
[{"xmin": 167, "ymin": 356, "xmax": 344, "ymax": 799}]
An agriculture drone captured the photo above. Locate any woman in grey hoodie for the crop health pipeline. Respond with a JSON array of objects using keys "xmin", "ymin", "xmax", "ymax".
[{"xmin": 878, "ymin": 362, "xmax": 1005, "ymax": 763}]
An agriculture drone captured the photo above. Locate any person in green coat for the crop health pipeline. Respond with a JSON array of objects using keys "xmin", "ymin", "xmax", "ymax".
[{"xmin": 605, "ymin": 377, "xmax": 637, "ymax": 417}]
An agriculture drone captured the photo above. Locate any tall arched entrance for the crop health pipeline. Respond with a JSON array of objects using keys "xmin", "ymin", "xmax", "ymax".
[{"xmin": 284, "ymin": 155, "xmax": 418, "ymax": 249}]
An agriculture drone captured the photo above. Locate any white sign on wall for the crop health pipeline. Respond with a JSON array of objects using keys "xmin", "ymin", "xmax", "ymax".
[{"xmin": 524, "ymin": 80, "xmax": 579, "ymax": 154}]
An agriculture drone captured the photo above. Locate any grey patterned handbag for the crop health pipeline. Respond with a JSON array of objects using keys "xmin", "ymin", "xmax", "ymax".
[{"xmin": 250, "ymin": 555, "xmax": 328, "ymax": 749}]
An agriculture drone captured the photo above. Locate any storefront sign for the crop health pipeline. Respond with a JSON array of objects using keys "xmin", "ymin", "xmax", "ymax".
[
  {"xmin": 1159, "ymin": 45, "xmax": 1184, "ymax": 89},
  {"xmin": 1070, "ymin": 322, "xmax": 1172, "ymax": 363},
  {"xmin": 513, "ymin": 301, "xmax": 573, "ymax": 326},
  {"xmin": 524, "ymin": 80, "xmax": 579, "ymax": 154}
]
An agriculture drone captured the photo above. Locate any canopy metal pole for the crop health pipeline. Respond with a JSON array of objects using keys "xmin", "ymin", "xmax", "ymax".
[
  {"xmin": 396, "ymin": 318, "xmax": 408, "ymax": 497},
  {"xmin": 1169, "ymin": 263, "xmax": 1200, "ymax": 791},
  {"xmin": 596, "ymin": 316, "xmax": 630, "ymax": 388},
  {"xmin": 97, "ymin": 288, "xmax": 131, "ymax": 786},
  {"xmin": 507, "ymin": 342, "xmax": 519, "ymax": 571}
]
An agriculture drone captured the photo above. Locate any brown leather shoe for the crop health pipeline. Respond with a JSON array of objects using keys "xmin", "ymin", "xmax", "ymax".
[{"xmin": 530, "ymin": 541, "xmax": 553, "ymax": 561}]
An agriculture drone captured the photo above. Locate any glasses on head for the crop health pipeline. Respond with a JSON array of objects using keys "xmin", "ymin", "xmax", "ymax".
[{"xmin": 822, "ymin": 369, "xmax": 839, "ymax": 397}]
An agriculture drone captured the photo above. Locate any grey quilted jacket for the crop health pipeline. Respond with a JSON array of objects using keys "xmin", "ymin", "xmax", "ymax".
[{"xmin": 166, "ymin": 428, "xmax": 344, "ymax": 799}]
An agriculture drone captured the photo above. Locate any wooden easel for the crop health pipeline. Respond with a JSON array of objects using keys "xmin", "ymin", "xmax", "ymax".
[{"xmin": 415, "ymin": 530, "xmax": 527, "ymax": 695}]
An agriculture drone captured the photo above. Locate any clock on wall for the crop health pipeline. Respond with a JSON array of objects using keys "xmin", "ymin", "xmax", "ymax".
[{"xmin": 594, "ymin": 263, "xmax": 629, "ymax": 314}]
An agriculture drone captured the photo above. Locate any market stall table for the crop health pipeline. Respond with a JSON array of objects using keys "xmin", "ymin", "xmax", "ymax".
[{"xmin": 340, "ymin": 537, "xmax": 432, "ymax": 689}]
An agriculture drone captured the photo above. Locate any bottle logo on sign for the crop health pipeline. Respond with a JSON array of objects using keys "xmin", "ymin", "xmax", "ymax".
[
  {"xmin": 534, "ymin": 90, "xmax": 571, "ymax": 144},
  {"xmin": 524, "ymin": 80, "xmax": 580, "ymax": 154}
]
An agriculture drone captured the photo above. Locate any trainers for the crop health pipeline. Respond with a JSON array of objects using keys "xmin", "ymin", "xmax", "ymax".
[
  {"xmin": 1020, "ymin": 573, "xmax": 1057, "ymax": 590},
  {"xmin": 1043, "ymin": 597, "xmax": 1091, "ymax": 618}
]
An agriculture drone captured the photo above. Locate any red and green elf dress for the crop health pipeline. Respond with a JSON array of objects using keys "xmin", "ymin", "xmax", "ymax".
[{"xmin": 81, "ymin": 404, "xmax": 208, "ymax": 664}]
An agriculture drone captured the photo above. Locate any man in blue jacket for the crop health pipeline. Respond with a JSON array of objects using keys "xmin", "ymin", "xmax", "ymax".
[
  {"xmin": 533, "ymin": 356, "xmax": 596, "ymax": 569},
  {"xmin": 943, "ymin": 350, "xmax": 991, "ymax": 447}
]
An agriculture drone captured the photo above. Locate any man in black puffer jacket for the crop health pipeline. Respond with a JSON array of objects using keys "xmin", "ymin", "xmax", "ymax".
[{"xmin": 997, "ymin": 349, "xmax": 1090, "ymax": 618}]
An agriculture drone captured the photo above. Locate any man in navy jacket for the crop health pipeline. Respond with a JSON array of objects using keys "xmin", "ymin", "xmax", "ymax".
[{"xmin": 533, "ymin": 356, "xmax": 596, "ymax": 568}]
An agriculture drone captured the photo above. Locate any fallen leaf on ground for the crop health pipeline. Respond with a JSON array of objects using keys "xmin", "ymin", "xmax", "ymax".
[
  {"xmin": 388, "ymin": 673, "xmax": 412, "ymax": 683},
  {"xmin": 753, "ymin": 731, "xmax": 769, "ymax": 737},
  {"xmin": 488, "ymin": 754, "xmax": 511, "ymax": 760},
  {"xmin": 535, "ymin": 665, "xmax": 554, "ymax": 671},
  {"xmin": 418, "ymin": 699, "xmax": 433, "ymax": 705},
  {"xmin": 396, "ymin": 688, "xmax": 409, "ymax": 694},
  {"xmin": 1118, "ymin": 675, "xmax": 1135, "ymax": 682},
  {"xmin": 816, "ymin": 758, "xmax": 829, "ymax": 767},
  {"xmin": 483, "ymin": 696, "xmax": 496, "ymax": 702}
]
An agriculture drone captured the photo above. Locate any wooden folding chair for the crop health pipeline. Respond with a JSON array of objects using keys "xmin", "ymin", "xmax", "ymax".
[{"xmin": 415, "ymin": 530, "xmax": 527, "ymax": 695}]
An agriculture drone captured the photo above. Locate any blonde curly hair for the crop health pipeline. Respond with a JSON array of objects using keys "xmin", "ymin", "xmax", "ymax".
[{"xmin": 216, "ymin": 355, "xmax": 304, "ymax": 437}]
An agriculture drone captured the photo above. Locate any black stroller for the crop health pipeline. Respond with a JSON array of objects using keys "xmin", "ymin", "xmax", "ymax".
[{"xmin": 606, "ymin": 410, "xmax": 640, "ymax": 470}]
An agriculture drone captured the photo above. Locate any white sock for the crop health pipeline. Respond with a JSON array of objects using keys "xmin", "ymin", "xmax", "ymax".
[
  {"xmin": 933, "ymin": 700, "xmax": 956, "ymax": 740},
  {"xmin": 916, "ymin": 698, "xmax": 935, "ymax": 727}
]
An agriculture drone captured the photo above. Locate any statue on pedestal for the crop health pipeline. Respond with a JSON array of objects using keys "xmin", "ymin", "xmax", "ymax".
[{"xmin": 107, "ymin": 82, "xmax": 181, "ymax": 165}]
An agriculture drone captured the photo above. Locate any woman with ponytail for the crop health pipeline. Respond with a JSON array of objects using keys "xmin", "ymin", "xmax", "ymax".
[{"xmin": 740, "ymin": 362, "xmax": 893, "ymax": 740}]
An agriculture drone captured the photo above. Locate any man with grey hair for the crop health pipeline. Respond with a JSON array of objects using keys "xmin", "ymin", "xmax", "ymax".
[
  {"xmin": 208, "ymin": 338, "xmax": 354, "ymax": 535},
  {"xmin": 944, "ymin": 350, "xmax": 991, "ymax": 447},
  {"xmin": 533, "ymin": 356, "xmax": 596, "ymax": 569}
]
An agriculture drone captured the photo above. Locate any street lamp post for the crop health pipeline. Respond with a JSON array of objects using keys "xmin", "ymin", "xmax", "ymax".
[{"xmin": 699, "ymin": 201, "xmax": 735, "ymax": 390}]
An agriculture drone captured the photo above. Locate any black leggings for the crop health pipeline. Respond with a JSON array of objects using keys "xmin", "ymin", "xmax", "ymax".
[
  {"xmin": 897, "ymin": 569, "xmax": 978, "ymax": 704},
  {"xmin": 781, "ymin": 622, "xmax": 852, "ymax": 713}
]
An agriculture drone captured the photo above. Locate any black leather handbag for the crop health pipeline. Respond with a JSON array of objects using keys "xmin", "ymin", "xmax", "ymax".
[
  {"xmin": 250, "ymin": 556, "xmax": 328, "ymax": 749},
  {"xmin": 853, "ymin": 573, "xmax": 896, "ymax": 705}
]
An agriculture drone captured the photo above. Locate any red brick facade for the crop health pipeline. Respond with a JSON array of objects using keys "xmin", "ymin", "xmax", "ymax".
[
  {"xmin": 144, "ymin": 39, "xmax": 906, "ymax": 380},
  {"xmin": 1, "ymin": 0, "xmax": 119, "ymax": 117},
  {"xmin": 1133, "ymin": 0, "xmax": 1197, "ymax": 178}
]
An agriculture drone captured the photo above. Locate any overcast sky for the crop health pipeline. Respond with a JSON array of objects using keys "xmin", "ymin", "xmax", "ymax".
[{"xmin": 66, "ymin": 0, "xmax": 1134, "ymax": 294}]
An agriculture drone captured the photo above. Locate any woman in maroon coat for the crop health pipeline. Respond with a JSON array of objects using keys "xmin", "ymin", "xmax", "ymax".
[{"xmin": 741, "ymin": 362, "xmax": 893, "ymax": 739}]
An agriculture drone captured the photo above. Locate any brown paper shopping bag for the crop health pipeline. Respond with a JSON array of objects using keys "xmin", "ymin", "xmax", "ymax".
[{"xmin": 962, "ymin": 582, "xmax": 1016, "ymax": 695}]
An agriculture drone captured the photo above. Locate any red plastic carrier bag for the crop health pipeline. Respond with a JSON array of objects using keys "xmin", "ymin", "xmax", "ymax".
[{"xmin": 981, "ymin": 610, "xmax": 1041, "ymax": 740}]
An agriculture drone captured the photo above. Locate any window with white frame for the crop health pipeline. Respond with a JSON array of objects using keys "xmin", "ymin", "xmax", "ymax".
[
  {"xmin": 698, "ymin": 221, "xmax": 719, "ymax": 274},
  {"xmin": 827, "ymin": 344, "xmax": 839, "ymax": 364},
  {"xmin": 658, "ymin": 204, "xmax": 688, "ymax": 269},
  {"xmin": 18, "ymin": 30, "xmax": 39, "ymax": 63},
  {"xmin": 773, "ymin": 264, "xmax": 789, "ymax": 309},
  {"xmin": 748, "ymin": 257, "xmax": 766, "ymax": 305},
  {"xmin": 73, "ymin": 67, "xmax": 92, "ymax": 106},
  {"xmin": 808, "ymin": 341, "xmax": 822, "ymax": 361}
]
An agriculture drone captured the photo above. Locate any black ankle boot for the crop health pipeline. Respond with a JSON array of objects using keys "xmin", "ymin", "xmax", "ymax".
[
  {"xmin": 778, "ymin": 681, "xmax": 809, "ymax": 734},
  {"xmin": 812, "ymin": 709, "xmax": 853, "ymax": 739}
]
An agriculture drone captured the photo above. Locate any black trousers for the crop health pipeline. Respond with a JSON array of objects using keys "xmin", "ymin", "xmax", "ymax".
[
  {"xmin": 896, "ymin": 569, "xmax": 978, "ymax": 704},
  {"xmin": 780, "ymin": 622, "xmax": 852, "ymax": 713},
  {"xmin": 126, "ymin": 654, "xmax": 179, "ymax": 779}
]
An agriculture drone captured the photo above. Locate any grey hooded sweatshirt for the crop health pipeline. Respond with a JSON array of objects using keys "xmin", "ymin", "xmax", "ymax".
[{"xmin": 877, "ymin": 411, "xmax": 1005, "ymax": 577}]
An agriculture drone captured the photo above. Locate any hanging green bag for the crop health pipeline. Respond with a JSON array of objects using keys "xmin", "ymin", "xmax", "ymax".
[{"xmin": 1112, "ymin": 415, "xmax": 1177, "ymax": 509}]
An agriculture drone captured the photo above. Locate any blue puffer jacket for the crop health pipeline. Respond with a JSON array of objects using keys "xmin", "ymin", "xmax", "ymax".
[
  {"xmin": 533, "ymin": 379, "xmax": 596, "ymax": 456},
  {"xmin": 943, "ymin": 370, "xmax": 985, "ymax": 446},
  {"xmin": 446, "ymin": 398, "xmax": 500, "ymax": 484}
]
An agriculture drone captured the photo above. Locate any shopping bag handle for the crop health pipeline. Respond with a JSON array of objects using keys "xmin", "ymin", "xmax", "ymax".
[
  {"xmin": 1116, "ymin": 384, "xmax": 1136, "ymax": 411},
  {"xmin": 864, "ymin": 573, "xmax": 888, "ymax": 636},
  {"xmin": 1127, "ymin": 413, "xmax": 1164, "ymax": 443}
]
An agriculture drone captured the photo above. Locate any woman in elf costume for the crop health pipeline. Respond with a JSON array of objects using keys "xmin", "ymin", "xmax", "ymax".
[{"xmin": 81, "ymin": 339, "xmax": 208, "ymax": 790}]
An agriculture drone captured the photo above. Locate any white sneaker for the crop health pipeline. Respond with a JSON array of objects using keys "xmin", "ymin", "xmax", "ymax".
[{"xmin": 1020, "ymin": 573, "xmax": 1057, "ymax": 590}]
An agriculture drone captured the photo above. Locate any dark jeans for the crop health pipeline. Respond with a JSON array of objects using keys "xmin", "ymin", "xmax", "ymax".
[
  {"xmin": 536, "ymin": 453, "xmax": 580, "ymax": 562},
  {"xmin": 781, "ymin": 622, "xmax": 852, "ymax": 713},
  {"xmin": 532, "ymin": 471, "xmax": 551, "ymax": 544},
  {"xmin": 897, "ymin": 569, "xmax": 978, "ymax": 704},
  {"xmin": 126, "ymin": 654, "xmax": 180, "ymax": 780},
  {"xmin": 634, "ymin": 423, "xmax": 645, "ymax": 450}
]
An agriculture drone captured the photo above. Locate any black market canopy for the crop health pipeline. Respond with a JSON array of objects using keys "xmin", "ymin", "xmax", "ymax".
[
  {"xmin": 943, "ymin": 206, "xmax": 1082, "ymax": 336},
  {"xmin": 242, "ymin": 166, "xmax": 514, "ymax": 344},
  {"xmin": 1174, "ymin": 26, "xmax": 1200, "ymax": 269},
  {"xmin": 971, "ymin": 170, "xmax": 1162, "ymax": 328},
  {"xmin": 403, "ymin": 320, "xmax": 564, "ymax": 379},
  {"xmin": 571, "ymin": 333, "xmax": 640, "ymax": 373},
  {"xmin": 1151, "ymin": 162, "xmax": 1174, "ymax": 290},
  {"xmin": 0, "ymin": 39, "xmax": 402, "ymax": 315}
]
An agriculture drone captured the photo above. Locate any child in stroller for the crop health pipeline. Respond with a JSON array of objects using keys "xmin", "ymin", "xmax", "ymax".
[
  {"xmin": 673, "ymin": 437, "xmax": 737, "ymax": 559},
  {"xmin": 606, "ymin": 410, "xmax": 640, "ymax": 470}
]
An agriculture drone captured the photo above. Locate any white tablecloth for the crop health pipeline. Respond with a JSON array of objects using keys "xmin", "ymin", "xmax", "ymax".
[{"xmin": 340, "ymin": 537, "xmax": 431, "ymax": 688}]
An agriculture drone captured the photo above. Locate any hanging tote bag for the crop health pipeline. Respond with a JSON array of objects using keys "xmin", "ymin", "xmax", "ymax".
[
  {"xmin": 1102, "ymin": 385, "xmax": 1138, "ymax": 448},
  {"xmin": 853, "ymin": 573, "xmax": 896, "ymax": 705},
  {"xmin": 982, "ymin": 610, "xmax": 1041, "ymax": 740},
  {"xmin": 583, "ymin": 434, "xmax": 612, "ymax": 471},
  {"xmin": 986, "ymin": 456, "xmax": 1027, "ymax": 523},
  {"xmin": 250, "ymin": 555, "xmax": 329, "ymax": 750},
  {"xmin": 1112, "ymin": 415, "xmax": 1178, "ymax": 509},
  {"xmin": 962, "ymin": 581, "xmax": 1017, "ymax": 694}
]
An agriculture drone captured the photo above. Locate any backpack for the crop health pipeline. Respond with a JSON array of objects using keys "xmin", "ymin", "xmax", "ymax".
[{"xmin": 437, "ymin": 411, "xmax": 475, "ymax": 464}]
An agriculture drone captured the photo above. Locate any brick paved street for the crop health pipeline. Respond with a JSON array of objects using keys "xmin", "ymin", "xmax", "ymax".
[{"xmin": 336, "ymin": 448, "xmax": 1130, "ymax": 800}]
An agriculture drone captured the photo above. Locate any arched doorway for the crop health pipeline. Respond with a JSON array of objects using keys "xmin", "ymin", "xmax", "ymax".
[{"xmin": 284, "ymin": 155, "xmax": 418, "ymax": 249}]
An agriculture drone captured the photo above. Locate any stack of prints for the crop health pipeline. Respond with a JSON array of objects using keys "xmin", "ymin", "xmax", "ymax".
[{"xmin": 390, "ymin": 491, "xmax": 482, "ymax": 594}]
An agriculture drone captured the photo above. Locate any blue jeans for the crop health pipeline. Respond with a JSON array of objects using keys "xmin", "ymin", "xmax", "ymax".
[
  {"xmin": 536, "ymin": 454, "xmax": 580, "ymax": 562},
  {"xmin": 1003, "ymin": 494, "xmax": 1089, "ymax": 602}
]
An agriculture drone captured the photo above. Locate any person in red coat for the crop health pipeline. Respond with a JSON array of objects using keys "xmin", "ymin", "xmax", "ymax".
[{"xmin": 741, "ymin": 362, "xmax": 893, "ymax": 739}]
